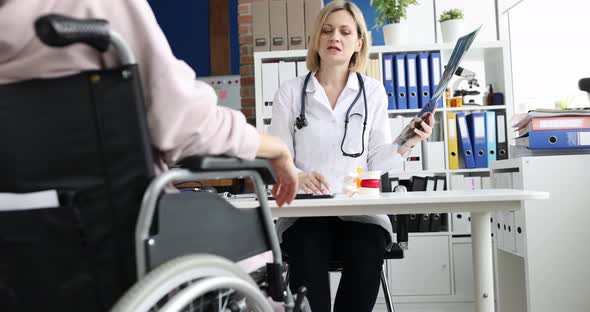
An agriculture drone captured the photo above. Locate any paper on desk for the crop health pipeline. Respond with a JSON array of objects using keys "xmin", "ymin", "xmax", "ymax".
[
  {"xmin": 0, "ymin": 190, "xmax": 59, "ymax": 211},
  {"xmin": 393, "ymin": 25, "xmax": 482, "ymax": 145}
]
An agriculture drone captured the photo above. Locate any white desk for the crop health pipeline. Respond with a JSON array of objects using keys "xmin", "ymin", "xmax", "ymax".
[{"xmin": 267, "ymin": 189, "xmax": 548, "ymax": 312}]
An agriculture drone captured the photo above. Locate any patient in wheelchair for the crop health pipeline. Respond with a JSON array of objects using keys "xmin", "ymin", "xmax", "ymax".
[
  {"xmin": 0, "ymin": 0, "xmax": 301, "ymax": 311},
  {"xmin": 0, "ymin": 0, "xmax": 297, "ymax": 205}
]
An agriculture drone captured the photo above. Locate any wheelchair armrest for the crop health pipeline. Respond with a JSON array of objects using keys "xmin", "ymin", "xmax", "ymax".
[
  {"xmin": 395, "ymin": 215, "xmax": 409, "ymax": 249},
  {"xmin": 177, "ymin": 155, "xmax": 277, "ymax": 185},
  {"xmin": 393, "ymin": 185, "xmax": 409, "ymax": 249}
]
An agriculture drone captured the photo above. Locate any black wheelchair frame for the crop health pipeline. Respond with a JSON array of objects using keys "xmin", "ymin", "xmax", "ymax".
[{"xmin": 0, "ymin": 14, "xmax": 307, "ymax": 312}]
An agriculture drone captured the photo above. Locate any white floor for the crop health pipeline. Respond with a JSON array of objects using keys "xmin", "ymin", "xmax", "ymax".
[{"xmin": 373, "ymin": 302, "xmax": 475, "ymax": 312}]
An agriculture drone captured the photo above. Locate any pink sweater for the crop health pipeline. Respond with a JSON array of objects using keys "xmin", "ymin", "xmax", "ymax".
[{"xmin": 0, "ymin": 0, "xmax": 260, "ymax": 165}]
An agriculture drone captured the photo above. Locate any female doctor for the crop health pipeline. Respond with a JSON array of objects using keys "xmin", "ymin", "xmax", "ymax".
[{"xmin": 269, "ymin": 1, "xmax": 434, "ymax": 312}]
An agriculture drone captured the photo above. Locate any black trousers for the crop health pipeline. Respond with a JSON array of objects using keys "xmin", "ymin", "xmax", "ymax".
[
  {"xmin": 282, "ymin": 217, "xmax": 388, "ymax": 312},
  {"xmin": 0, "ymin": 203, "xmax": 136, "ymax": 312}
]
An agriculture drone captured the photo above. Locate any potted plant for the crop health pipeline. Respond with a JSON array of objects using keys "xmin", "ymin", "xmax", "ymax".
[
  {"xmin": 371, "ymin": 0, "xmax": 418, "ymax": 45},
  {"xmin": 439, "ymin": 8, "xmax": 465, "ymax": 43}
]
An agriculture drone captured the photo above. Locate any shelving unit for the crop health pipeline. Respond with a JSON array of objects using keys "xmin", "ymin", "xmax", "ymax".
[
  {"xmin": 490, "ymin": 155, "xmax": 590, "ymax": 312},
  {"xmin": 253, "ymin": 41, "xmax": 514, "ymax": 312},
  {"xmin": 254, "ymin": 40, "xmax": 513, "ymax": 180}
]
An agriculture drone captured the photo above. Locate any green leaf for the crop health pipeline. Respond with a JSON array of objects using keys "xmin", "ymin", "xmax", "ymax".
[
  {"xmin": 370, "ymin": 0, "xmax": 419, "ymax": 26},
  {"xmin": 440, "ymin": 8, "xmax": 464, "ymax": 22}
]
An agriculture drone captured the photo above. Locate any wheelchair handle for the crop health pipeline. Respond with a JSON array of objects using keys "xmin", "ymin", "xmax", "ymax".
[
  {"xmin": 34, "ymin": 14, "xmax": 136, "ymax": 65},
  {"xmin": 35, "ymin": 14, "xmax": 110, "ymax": 52},
  {"xmin": 579, "ymin": 77, "xmax": 590, "ymax": 93}
]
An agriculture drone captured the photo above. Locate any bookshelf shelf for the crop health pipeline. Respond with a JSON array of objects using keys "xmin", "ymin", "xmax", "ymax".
[
  {"xmin": 445, "ymin": 105, "xmax": 507, "ymax": 112},
  {"xmin": 409, "ymin": 232, "xmax": 452, "ymax": 237},
  {"xmin": 448, "ymin": 168, "xmax": 491, "ymax": 174},
  {"xmin": 254, "ymin": 41, "xmax": 507, "ymax": 63},
  {"xmin": 386, "ymin": 105, "xmax": 507, "ymax": 115},
  {"xmin": 388, "ymin": 108, "xmax": 423, "ymax": 114}
]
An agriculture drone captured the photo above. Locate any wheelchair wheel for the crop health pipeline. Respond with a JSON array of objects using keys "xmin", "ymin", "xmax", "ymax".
[{"xmin": 111, "ymin": 254, "xmax": 273, "ymax": 312}]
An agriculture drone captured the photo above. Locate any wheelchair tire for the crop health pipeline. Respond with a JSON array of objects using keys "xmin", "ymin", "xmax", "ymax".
[{"xmin": 110, "ymin": 254, "xmax": 273, "ymax": 312}]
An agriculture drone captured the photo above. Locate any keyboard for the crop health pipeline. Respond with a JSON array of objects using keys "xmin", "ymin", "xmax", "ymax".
[{"xmin": 268, "ymin": 193, "xmax": 334, "ymax": 200}]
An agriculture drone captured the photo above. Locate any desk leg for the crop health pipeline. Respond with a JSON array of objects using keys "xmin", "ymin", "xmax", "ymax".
[{"xmin": 471, "ymin": 211, "xmax": 495, "ymax": 312}]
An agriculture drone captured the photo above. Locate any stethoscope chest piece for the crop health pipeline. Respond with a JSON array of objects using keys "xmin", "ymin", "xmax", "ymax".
[{"xmin": 295, "ymin": 115, "xmax": 307, "ymax": 129}]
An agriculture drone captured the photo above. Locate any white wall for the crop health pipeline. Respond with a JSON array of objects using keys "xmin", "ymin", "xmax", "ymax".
[
  {"xmin": 435, "ymin": 0, "xmax": 498, "ymax": 43},
  {"xmin": 506, "ymin": 0, "xmax": 590, "ymax": 113}
]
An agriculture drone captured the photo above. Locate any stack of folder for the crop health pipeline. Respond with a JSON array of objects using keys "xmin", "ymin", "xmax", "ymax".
[
  {"xmin": 513, "ymin": 109, "xmax": 590, "ymax": 150},
  {"xmin": 382, "ymin": 51, "xmax": 442, "ymax": 111},
  {"xmin": 253, "ymin": 0, "xmax": 323, "ymax": 52},
  {"xmin": 446, "ymin": 111, "xmax": 507, "ymax": 169},
  {"xmin": 261, "ymin": 60, "xmax": 309, "ymax": 119},
  {"xmin": 449, "ymin": 174, "xmax": 491, "ymax": 235},
  {"xmin": 381, "ymin": 173, "xmax": 448, "ymax": 233}
]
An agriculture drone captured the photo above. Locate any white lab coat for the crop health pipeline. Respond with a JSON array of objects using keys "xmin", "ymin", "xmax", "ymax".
[{"xmin": 270, "ymin": 71, "xmax": 409, "ymax": 249}]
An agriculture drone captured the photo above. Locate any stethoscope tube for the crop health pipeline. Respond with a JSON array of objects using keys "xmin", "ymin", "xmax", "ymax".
[
  {"xmin": 295, "ymin": 73, "xmax": 312, "ymax": 130},
  {"xmin": 341, "ymin": 74, "xmax": 368, "ymax": 158},
  {"xmin": 296, "ymin": 71, "xmax": 368, "ymax": 158}
]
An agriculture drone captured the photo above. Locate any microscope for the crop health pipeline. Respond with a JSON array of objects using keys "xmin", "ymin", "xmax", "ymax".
[{"xmin": 452, "ymin": 66, "xmax": 484, "ymax": 105}]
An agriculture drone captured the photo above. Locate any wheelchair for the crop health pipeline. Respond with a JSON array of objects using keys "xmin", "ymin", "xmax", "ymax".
[{"xmin": 0, "ymin": 14, "xmax": 307, "ymax": 312}]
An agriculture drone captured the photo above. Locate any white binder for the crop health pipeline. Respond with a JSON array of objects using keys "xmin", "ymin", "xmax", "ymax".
[
  {"xmin": 278, "ymin": 61, "xmax": 297, "ymax": 86},
  {"xmin": 296, "ymin": 61, "xmax": 309, "ymax": 77},
  {"xmin": 262, "ymin": 62, "xmax": 279, "ymax": 119}
]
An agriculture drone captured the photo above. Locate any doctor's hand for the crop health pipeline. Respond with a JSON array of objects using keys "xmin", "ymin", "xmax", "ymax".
[
  {"xmin": 405, "ymin": 113, "xmax": 435, "ymax": 148},
  {"xmin": 298, "ymin": 172, "xmax": 330, "ymax": 194}
]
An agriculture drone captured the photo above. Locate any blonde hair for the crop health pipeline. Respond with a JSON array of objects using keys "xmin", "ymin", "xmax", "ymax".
[{"xmin": 306, "ymin": 1, "xmax": 371, "ymax": 73}]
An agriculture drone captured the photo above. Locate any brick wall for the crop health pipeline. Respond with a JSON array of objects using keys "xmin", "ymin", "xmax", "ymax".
[{"xmin": 237, "ymin": 0, "xmax": 256, "ymax": 125}]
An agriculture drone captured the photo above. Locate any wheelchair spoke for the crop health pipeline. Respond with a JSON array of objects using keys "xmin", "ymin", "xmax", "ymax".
[
  {"xmin": 139, "ymin": 285, "xmax": 257, "ymax": 312},
  {"xmin": 113, "ymin": 255, "xmax": 273, "ymax": 312}
]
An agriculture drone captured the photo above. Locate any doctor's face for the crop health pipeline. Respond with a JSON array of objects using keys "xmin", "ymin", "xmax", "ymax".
[{"xmin": 317, "ymin": 10, "xmax": 363, "ymax": 68}]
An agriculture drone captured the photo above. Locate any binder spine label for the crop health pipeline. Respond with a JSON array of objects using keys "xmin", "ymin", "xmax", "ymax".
[
  {"xmin": 433, "ymin": 57, "xmax": 440, "ymax": 84},
  {"xmin": 408, "ymin": 59, "xmax": 416, "ymax": 86},
  {"xmin": 579, "ymin": 132, "xmax": 590, "ymax": 145},
  {"xmin": 449, "ymin": 117, "xmax": 456, "ymax": 138},
  {"xmin": 385, "ymin": 58, "xmax": 392, "ymax": 81},
  {"xmin": 397, "ymin": 59, "xmax": 405, "ymax": 86},
  {"xmin": 458, "ymin": 118, "xmax": 469, "ymax": 138},
  {"xmin": 475, "ymin": 116, "xmax": 485, "ymax": 138},
  {"xmin": 539, "ymin": 119, "xmax": 583, "ymax": 129},
  {"xmin": 421, "ymin": 58, "xmax": 429, "ymax": 85},
  {"xmin": 497, "ymin": 115, "xmax": 506, "ymax": 143}
]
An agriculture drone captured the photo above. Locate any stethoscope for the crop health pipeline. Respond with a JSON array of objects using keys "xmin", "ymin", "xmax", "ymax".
[{"xmin": 295, "ymin": 71, "xmax": 368, "ymax": 158}]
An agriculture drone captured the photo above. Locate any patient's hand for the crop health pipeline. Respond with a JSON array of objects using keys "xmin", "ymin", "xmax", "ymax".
[
  {"xmin": 256, "ymin": 134, "xmax": 298, "ymax": 206},
  {"xmin": 270, "ymin": 152, "xmax": 298, "ymax": 207},
  {"xmin": 298, "ymin": 172, "xmax": 330, "ymax": 194}
]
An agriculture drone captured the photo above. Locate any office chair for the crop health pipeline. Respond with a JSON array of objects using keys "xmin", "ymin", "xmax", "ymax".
[
  {"xmin": 0, "ymin": 14, "xmax": 307, "ymax": 312},
  {"xmin": 323, "ymin": 245, "xmax": 404, "ymax": 312}
]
